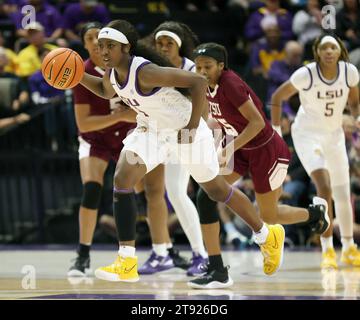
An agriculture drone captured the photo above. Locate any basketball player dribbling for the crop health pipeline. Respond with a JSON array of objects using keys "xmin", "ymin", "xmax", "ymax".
[
  {"xmin": 77, "ymin": 19, "xmax": 289, "ymax": 289},
  {"xmin": 67, "ymin": 22, "xmax": 136, "ymax": 277},
  {"xmin": 271, "ymin": 34, "xmax": 360, "ymax": 269}
]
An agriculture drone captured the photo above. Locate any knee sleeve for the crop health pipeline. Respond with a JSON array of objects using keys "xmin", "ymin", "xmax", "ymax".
[
  {"xmin": 113, "ymin": 191, "xmax": 137, "ymax": 241},
  {"xmin": 197, "ymin": 188, "xmax": 219, "ymax": 224},
  {"xmin": 135, "ymin": 191, "xmax": 147, "ymax": 216},
  {"xmin": 81, "ymin": 181, "xmax": 102, "ymax": 210}
]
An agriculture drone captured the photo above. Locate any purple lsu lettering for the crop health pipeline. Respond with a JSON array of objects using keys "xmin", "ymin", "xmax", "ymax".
[
  {"xmin": 317, "ymin": 89, "xmax": 343, "ymax": 99},
  {"xmin": 119, "ymin": 96, "xmax": 140, "ymax": 107},
  {"xmin": 118, "ymin": 95, "xmax": 149, "ymax": 117}
]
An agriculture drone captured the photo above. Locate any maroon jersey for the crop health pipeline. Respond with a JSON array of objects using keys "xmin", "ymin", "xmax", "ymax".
[
  {"xmin": 72, "ymin": 59, "xmax": 135, "ymax": 162},
  {"xmin": 206, "ymin": 70, "xmax": 273, "ymax": 149}
]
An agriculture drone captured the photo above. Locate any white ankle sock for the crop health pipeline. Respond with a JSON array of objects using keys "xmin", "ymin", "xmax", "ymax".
[
  {"xmin": 153, "ymin": 243, "xmax": 168, "ymax": 257},
  {"xmin": 118, "ymin": 245, "xmax": 135, "ymax": 257},
  {"xmin": 253, "ymin": 224, "xmax": 269, "ymax": 245},
  {"xmin": 320, "ymin": 236, "xmax": 333, "ymax": 253},
  {"xmin": 341, "ymin": 238, "xmax": 355, "ymax": 251}
]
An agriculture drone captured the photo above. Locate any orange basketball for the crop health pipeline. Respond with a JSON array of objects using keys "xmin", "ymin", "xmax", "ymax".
[{"xmin": 41, "ymin": 48, "xmax": 84, "ymax": 89}]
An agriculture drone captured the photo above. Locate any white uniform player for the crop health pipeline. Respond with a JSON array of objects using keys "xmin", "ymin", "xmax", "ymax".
[
  {"xmin": 291, "ymin": 60, "xmax": 359, "ymax": 187},
  {"xmin": 109, "ymin": 56, "xmax": 220, "ymax": 183},
  {"xmin": 271, "ymin": 35, "xmax": 360, "ymax": 269}
]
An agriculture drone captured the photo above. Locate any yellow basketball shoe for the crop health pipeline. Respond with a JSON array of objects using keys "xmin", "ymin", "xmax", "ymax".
[
  {"xmin": 95, "ymin": 255, "xmax": 139, "ymax": 282},
  {"xmin": 321, "ymin": 248, "xmax": 338, "ymax": 269},
  {"xmin": 341, "ymin": 245, "xmax": 360, "ymax": 266},
  {"xmin": 259, "ymin": 224, "xmax": 285, "ymax": 276}
]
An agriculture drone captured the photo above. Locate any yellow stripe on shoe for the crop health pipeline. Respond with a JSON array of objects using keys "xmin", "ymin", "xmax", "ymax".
[{"xmin": 95, "ymin": 255, "xmax": 139, "ymax": 282}]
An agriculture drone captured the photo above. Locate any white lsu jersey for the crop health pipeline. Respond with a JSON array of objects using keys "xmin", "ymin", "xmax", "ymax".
[
  {"xmin": 110, "ymin": 56, "xmax": 192, "ymax": 131},
  {"xmin": 181, "ymin": 57, "xmax": 196, "ymax": 72},
  {"xmin": 290, "ymin": 61, "xmax": 359, "ymax": 133}
]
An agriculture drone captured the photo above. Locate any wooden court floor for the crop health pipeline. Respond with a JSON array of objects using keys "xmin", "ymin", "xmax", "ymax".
[{"xmin": 1, "ymin": 248, "xmax": 360, "ymax": 300}]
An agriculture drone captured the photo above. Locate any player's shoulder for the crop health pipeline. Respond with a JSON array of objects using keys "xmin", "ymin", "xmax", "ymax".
[
  {"xmin": 303, "ymin": 61, "xmax": 316, "ymax": 71},
  {"xmin": 220, "ymin": 70, "xmax": 243, "ymax": 86},
  {"xmin": 84, "ymin": 59, "xmax": 95, "ymax": 72},
  {"xmin": 182, "ymin": 57, "xmax": 195, "ymax": 71},
  {"xmin": 341, "ymin": 61, "xmax": 359, "ymax": 73}
]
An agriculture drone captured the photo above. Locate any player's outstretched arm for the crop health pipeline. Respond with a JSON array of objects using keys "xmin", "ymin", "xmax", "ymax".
[{"xmin": 80, "ymin": 69, "xmax": 116, "ymax": 100}]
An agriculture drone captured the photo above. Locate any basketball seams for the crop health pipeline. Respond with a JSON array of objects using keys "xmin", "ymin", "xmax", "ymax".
[
  {"xmin": 52, "ymin": 50, "xmax": 73, "ymax": 86},
  {"xmin": 42, "ymin": 48, "xmax": 69, "ymax": 72},
  {"xmin": 67, "ymin": 52, "xmax": 78, "ymax": 88}
]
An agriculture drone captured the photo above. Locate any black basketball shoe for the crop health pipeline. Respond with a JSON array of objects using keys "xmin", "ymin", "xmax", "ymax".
[
  {"xmin": 187, "ymin": 265, "xmax": 233, "ymax": 289},
  {"xmin": 168, "ymin": 247, "xmax": 190, "ymax": 270},
  {"xmin": 67, "ymin": 254, "xmax": 92, "ymax": 277},
  {"xmin": 308, "ymin": 196, "xmax": 330, "ymax": 234}
]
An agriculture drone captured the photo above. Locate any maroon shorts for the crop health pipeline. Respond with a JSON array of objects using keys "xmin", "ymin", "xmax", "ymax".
[
  {"xmin": 78, "ymin": 125, "xmax": 135, "ymax": 163},
  {"xmin": 233, "ymin": 132, "xmax": 291, "ymax": 194}
]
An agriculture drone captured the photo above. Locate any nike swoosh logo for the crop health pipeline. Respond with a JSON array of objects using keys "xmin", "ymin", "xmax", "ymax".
[
  {"xmin": 124, "ymin": 264, "xmax": 136, "ymax": 273},
  {"xmin": 48, "ymin": 61, "xmax": 55, "ymax": 81}
]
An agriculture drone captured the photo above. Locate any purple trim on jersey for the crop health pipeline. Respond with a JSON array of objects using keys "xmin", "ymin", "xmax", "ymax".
[
  {"xmin": 303, "ymin": 66, "xmax": 313, "ymax": 91},
  {"xmin": 181, "ymin": 57, "xmax": 186, "ymax": 70},
  {"xmin": 345, "ymin": 63, "xmax": 350, "ymax": 88},
  {"xmin": 189, "ymin": 64, "xmax": 196, "ymax": 72},
  {"xmin": 316, "ymin": 62, "xmax": 339, "ymax": 86},
  {"xmin": 135, "ymin": 61, "xmax": 161, "ymax": 96},
  {"xmin": 115, "ymin": 56, "xmax": 134, "ymax": 90}
]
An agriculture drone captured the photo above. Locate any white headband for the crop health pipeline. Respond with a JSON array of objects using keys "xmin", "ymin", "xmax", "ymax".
[
  {"xmin": 155, "ymin": 30, "xmax": 182, "ymax": 48},
  {"xmin": 319, "ymin": 36, "xmax": 340, "ymax": 50},
  {"xmin": 98, "ymin": 27, "xmax": 129, "ymax": 44}
]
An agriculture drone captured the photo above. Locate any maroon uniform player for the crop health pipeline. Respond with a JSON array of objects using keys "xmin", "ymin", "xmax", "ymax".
[{"xmin": 188, "ymin": 42, "xmax": 330, "ymax": 287}]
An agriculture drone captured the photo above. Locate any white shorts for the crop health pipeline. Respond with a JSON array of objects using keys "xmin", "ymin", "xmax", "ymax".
[
  {"xmin": 291, "ymin": 124, "xmax": 350, "ymax": 187},
  {"xmin": 122, "ymin": 118, "xmax": 219, "ymax": 183}
]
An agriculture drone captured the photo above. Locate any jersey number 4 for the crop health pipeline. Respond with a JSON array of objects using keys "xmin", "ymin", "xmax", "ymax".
[{"xmin": 325, "ymin": 102, "xmax": 334, "ymax": 117}]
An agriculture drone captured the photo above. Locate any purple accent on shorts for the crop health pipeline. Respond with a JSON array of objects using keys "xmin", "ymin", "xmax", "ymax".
[
  {"xmin": 135, "ymin": 62, "xmax": 161, "ymax": 96},
  {"xmin": 223, "ymin": 187, "xmax": 234, "ymax": 204},
  {"xmin": 115, "ymin": 56, "xmax": 134, "ymax": 90},
  {"xmin": 113, "ymin": 187, "xmax": 133, "ymax": 193}
]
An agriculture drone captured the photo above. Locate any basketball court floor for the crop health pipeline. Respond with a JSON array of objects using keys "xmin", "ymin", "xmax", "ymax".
[{"xmin": 1, "ymin": 246, "xmax": 360, "ymax": 300}]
